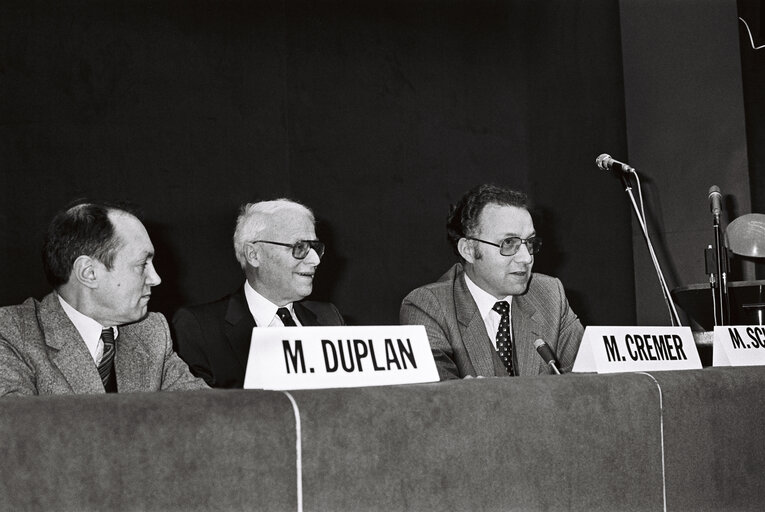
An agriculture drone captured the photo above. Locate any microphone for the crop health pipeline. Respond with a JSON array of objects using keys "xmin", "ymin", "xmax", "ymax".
[
  {"xmin": 708, "ymin": 185, "xmax": 722, "ymax": 217},
  {"xmin": 596, "ymin": 153, "xmax": 635, "ymax": 173},
  {"xmin": 534, "ymin": 339, "xmax": 561, "ymax": 375}
]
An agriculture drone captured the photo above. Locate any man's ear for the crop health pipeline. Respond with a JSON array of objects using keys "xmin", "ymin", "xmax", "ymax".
[
  {"xmin": 71, "ymin": 255, "xmax": 99, "ymax": 289},
  {"xmin": 244, "ymin": 243, "xmax": 260, "ymax": 268},
  {"xmin": 457, "ymin": 238, "xmax": 476, "ymax": 264}
]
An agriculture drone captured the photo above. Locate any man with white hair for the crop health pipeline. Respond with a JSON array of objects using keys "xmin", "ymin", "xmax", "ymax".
[{"xmin": 173, "ymin": 199, "xmax": 344, "ymax": 388}]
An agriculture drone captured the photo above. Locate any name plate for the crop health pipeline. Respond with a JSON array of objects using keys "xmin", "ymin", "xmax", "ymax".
[
  {"xmin": 713, "ymin": 326, "xmax": 765, "ymax": 367},
  {"xmin": 572, "ymin": 326, "xmax": 701, "ymax": 373},
  {"xmin": 243, "ymin": 325, "xmax": 439, "ymax": 390}
]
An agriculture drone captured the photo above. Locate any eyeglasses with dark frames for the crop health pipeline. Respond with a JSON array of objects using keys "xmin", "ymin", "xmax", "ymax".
[
  {"xmin": 250, "ymin": 240, "xmax": 325, "ymax": 260},
  {"xmin": 465, "ymin": 236, "xmax": 542, "ymax": 256}
]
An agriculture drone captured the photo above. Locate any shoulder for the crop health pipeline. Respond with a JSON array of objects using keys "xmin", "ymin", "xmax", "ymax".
[
  {"xmin": 527, "ymin": 272, "xmax": 563, "ymax": 291},
  {"xmin": 402, "ymin": 263, "xmax": 462, "ymax": 305},
  {"xmin": 173, "ymin": 291, "xmax": 238, "ymax": 324},
  {"xmin": 0, "ymin": 297, "xmax": 42, "ymax": 335},
  {"xmin": 299, "ymin": 300, "xmax": 344, "ymax": 324},
  {"xmin": 176, "ymin": 293, "xmax": 231, "ymax": 316},
  {"xmin": 523, "ymin": 273, "xmax": 567, "ymax": 304},
  {"xmin": 125, "ymin": 311, "xmax": 170, "ymax": 335}
]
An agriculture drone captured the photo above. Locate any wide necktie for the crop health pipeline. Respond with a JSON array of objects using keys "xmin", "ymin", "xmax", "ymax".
[
  {"xmin": 276, "ymin": 307, "xmax": 297, "ymax": 327},
  {"xmin": 492, "ymin": 301, "xmax": 515, "ymax": 376},
  {"xmin": 98, "ymin": 328, "xmax": 118, "ymax": 392}
]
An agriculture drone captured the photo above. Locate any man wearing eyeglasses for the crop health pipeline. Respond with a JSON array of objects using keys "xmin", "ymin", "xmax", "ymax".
[
  {"xmin": 172, "ymin": 199, "xmax": 344, "ymax": 388},
  {"xmin": 400, "ymin": 184, "xmax": 583, "ymax": 380}
]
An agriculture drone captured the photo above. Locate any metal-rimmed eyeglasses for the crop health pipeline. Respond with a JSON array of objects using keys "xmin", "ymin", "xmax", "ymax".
[
  {"xmin": 250, "ymin": 240, "xmax": 325, "ymax": 260},
  {"xmin": 465, "ymin": 236, "xmax": 542, "ymax": 256}
]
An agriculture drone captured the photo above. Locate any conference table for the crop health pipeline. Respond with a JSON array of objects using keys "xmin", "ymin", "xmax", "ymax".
[{"xmin": 1, "ymin": 365, "xmax": 763, "ymax": 511}]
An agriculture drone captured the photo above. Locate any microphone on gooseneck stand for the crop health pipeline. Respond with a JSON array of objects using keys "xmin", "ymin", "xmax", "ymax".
[
  {"xmin": 534, "ymin": 339, "xmax": 561, "ymax": 375},
  {"xmin": 708, "ymin": 185, "xmax": 729, "ymax": 325},
  {"xmin": 595, "ymin": 153, "xmax": 682, "ymax": 326},
  {"xmin": 596, "ymin": 153, "xmax": 635, "ymax": 174}
]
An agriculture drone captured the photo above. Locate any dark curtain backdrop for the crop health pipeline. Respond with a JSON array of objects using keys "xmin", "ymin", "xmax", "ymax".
[{"xmin": 0, "ymin": 0, "xmax": 634, "ymax": 326}]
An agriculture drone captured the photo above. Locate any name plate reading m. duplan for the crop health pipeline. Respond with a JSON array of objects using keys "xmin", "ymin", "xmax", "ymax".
[
  {"xmin": 243, "ymin": 325, "xmax": 439, "ymax": 390},
  {"xmin": 713, "ymin": 326, "xmax": 765, "ymax": 367},
  {"xmin": 572, "ymin": 326, "xmax": 701, "ymax": 373}
]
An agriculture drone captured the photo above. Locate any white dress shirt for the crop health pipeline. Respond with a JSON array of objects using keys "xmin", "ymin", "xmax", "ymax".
[
  {"xmin": 463, "ymin": 273, "xmax": 514, "ymax": 350},
  {"xmin": 243, "ymin": 281, "xmax": 302, "ymax": 327},
  {"xmin": 57, "ymin": 293, "xmax": 118, "ymax": 364}
]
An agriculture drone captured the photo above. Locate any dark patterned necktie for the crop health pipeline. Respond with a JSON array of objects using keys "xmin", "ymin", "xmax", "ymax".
[
  {"xmin": 276, "ymin": 307, "xmax": 297, "ymax": 327},
  {"xmin": 98, "ymin": 328, "xmax": 117, "ymax": 392},
  {"xmin": 492, "ymin": 301, "xmax": 515, "ymax": 376}
]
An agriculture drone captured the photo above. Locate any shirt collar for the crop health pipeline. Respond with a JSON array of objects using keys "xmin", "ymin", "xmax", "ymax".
[
  {"xmin": 463, "ymin": 272, "xmax": 513, "ymax": 321},
  {"xmin": 56, "ymin": 293, "xmax": 118, "ymax": 361},
  {"xmin": 244, "ymin": 280, "xmax": 297, "ymax": 327}
]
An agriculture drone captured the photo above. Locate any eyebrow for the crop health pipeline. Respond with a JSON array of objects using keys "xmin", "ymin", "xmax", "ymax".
[{"xmin": 497, "ymin": 231, "xmax": 536, "ymax": 238}]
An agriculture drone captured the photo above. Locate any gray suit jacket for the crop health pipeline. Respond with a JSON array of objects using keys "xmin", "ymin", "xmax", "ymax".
[
  {"xmin": 400, "ymin": 263, "xmax": 583, "ymax": 379},
  {"xmin": 0, "ymin": 293, "xmax": 208, "ymax": 395}
]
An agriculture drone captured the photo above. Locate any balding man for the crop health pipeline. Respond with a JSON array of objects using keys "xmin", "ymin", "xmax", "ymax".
[{"xmin": 0, "ymin": 200, "xmax": 207, "ymax": 395}]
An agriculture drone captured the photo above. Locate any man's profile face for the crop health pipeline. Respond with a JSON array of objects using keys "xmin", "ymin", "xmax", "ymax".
[
  {"xmin": 253, "ymin": 209, "xmax": 320, "ymax": 306},
  {"xmin": 92, "ymin": 212, "xmax": 162, "ymax": 326},
  {"xmin": 467, "ymin": 204, "xmax": 535, "ymax": 299}
]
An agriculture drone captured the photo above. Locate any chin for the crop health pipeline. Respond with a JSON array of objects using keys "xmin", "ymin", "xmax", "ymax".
[
  {"xmin": 125, "ymin": 308, "xmax": 149, "ymax": 325},
  {"xmin": 505, "ymin": 280, "xmax": 531, "ymax": 296}
]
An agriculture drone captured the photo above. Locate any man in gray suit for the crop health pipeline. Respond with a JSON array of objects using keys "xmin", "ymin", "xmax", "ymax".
[
  {"xmin": 173, "ymin": 199, "xmax": 344, "ymax": 388},
  {"xmin": 400, "ymin": 184, "xmax": 583, "ymax": 380},
  {"xmin": 0, "ymin": 201, "xmax": 207, "ymax": 395}
]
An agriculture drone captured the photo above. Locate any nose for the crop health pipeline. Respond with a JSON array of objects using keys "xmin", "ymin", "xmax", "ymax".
[
  {"xmin": 514, "ymin": 242, "xmax": 533, "ymax": 264},
  {"xmin": 146, "ymin": 261, "xmax": 162, "ymax": 286},
  {"xmin": 304, "ymin": 247, "xmax": 321, "ymax": 266}
]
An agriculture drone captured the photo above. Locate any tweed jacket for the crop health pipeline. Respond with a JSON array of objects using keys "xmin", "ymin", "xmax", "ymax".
[
  {"xmin": 172, "ymin": 286, "xmax": 345, "ymax": 388},
  {"xmin": 0, "ymin": 292, "xmax": 207, "ymax": 395},
  {"xmin": 400, "ymin": 263, "xmax": 583, "ymax": 380}
]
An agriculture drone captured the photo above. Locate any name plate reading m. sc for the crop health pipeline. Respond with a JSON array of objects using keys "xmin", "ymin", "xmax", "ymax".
[
  {"xmin": 572, "ymin": 326, "xmax": 701, "ymax": 373},
  {"xmin": 243, "ymin": 325, "xmax": 439, "ymax": 390},
  {"xmin": 713, "ymin": 326, "xmax": 765, "ymax": 367}
]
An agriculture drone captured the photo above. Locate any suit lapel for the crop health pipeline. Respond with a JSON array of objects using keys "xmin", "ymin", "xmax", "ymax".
[
  {"xmin": 113, "ymin": 324, "xmax": 153, "ymax": 393},
  {"xmin": 293, "ymin": 302, "xmax": 319, "ymax": 326},
  {"xmin": 453, "ymin": 271, "xmax": 497, "ymax": 377},
  {"xmin": 512, "ymin": 294, "xmax": 543, "ymax": 376},
  {"xmin": 37, "ymin": 293, "xmax": 105, "ymax": 394},
  {"xmin": 224, "ymin": 288, "xmax": 256, "ymax": 371}
]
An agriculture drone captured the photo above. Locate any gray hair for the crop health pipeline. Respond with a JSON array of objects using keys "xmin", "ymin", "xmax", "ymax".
[{"xmin": 233, "ymin": 199, "xmax": 315, "ymax": 269}]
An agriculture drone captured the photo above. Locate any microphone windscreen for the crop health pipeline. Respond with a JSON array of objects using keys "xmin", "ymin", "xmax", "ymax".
[
  {"xmin": 595, "ymin": 153, "xmax": 611, "ymax": 171},
  {"xmin": 534, "ymin": 339, "xmax": 557, "ymax": 364}
]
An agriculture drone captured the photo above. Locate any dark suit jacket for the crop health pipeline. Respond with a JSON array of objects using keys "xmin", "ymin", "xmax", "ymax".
[
  {"xmin": 0, "ymin": 293, "xmax": 208, "ymax": 395},
  {"xmin": 172, "ymin": 287, "xmax": 345, "ymax": 388},
  {"xmin": 400, "ymin": 263, "xmax": 583, "ymax": 380}
]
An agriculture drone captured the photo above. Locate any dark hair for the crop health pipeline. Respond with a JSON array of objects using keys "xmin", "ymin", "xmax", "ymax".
[
  {"xmin": 446, "ymin": 184, "xmax": 529, "ymax": 255},
  {"xmin": 42, "ymin": 200, "xmax": 139, "ymax": 288}
]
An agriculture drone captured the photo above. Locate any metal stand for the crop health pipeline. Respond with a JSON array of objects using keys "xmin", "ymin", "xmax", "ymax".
[
  {"xmin": 620, "ymin": 173, "xmax": 682, "ymax": 326},
  {"xmin": 711, "ymin": 213, "xmax": 730, "ymax": 325}
]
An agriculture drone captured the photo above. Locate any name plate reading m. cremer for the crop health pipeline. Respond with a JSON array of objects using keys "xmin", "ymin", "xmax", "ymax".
[
  {"xmin": 713, "ymin": 326, "xmax": 765, "ymax": 367},
  {"xmin": 243, "ymin": 325, "xmax": 439, "ymax": 390},
  {"xmin": 572, "ymin": 326, "xmax": 701, "ymax": 373}
]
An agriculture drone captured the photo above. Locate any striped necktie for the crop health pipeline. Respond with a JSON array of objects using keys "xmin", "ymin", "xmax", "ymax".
[{"xmin": 98, "ymin": 328, "xmax": 117, "ymax": 392}]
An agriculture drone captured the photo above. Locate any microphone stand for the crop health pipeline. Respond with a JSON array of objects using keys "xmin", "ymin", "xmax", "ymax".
[
  {"xmin": 619, "ymin": 172, "xmax": 682, "ymax": 326},
  {"xmin": 705, "ymin": 246, "xmax": 719, "ymax": 326},
  {"xmin": 712, "ymin": 213, "xmax": 730, "ymax": 325}
]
